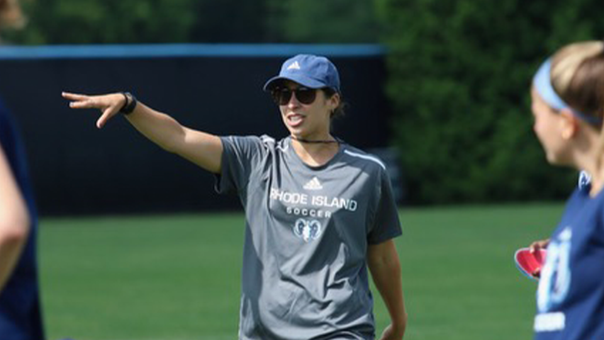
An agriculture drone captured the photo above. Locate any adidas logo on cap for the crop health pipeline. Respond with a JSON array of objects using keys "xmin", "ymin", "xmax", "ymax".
[
  {"xmin": 287, "ymin": 61, "xmax": 301, "ymax": 70},
  {"xmin": 303, "ymin": 177, "xmax": 323, "ymax": 190}
]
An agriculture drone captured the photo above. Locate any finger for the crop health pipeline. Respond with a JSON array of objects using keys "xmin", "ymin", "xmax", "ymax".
[
  {"xmin": 96, "ymin": 108, "xmax": 116, "ymax": 129},
  {"xmin": 530, "ymin": 241, "xmax": 543, "ymax": 252},
  {"xmin": 62, "ymin": 92, "xmax": 89, "ymax": 100},
  {"xmin": 70, "ymin": 97, "xmax": 108, "ymax": 110},
  {"xmin": 69, "ymin": 100, "xmax": 96, "ymax": 109}
]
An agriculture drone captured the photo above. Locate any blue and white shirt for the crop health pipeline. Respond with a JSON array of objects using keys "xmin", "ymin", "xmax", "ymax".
[{"xmin": 534, "ymin": 173, "xmax": 604, "ymax": 340}]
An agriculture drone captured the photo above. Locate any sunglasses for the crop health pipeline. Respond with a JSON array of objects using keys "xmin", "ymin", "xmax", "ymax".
[{"xmin": 271, "ymin": 87, "xmax": 318, "ymax": 105}]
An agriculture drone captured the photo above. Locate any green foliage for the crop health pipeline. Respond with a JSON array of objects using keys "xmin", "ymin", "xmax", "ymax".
[
  {"xmin": 2, "ymin": 0, "xmax": 381, "ymax": 44},
  {"xmin": 4, "ymin": 0, "xmax": 197, "ymax": 44},
  {"xmin": 189, "ymin": 0, "xmax": 268, "ymax": 42},
  {"xmin": 266, "ymin": 0, "xmax": 381, "ymax": 43},
  {"xmin": 377, "ymin": 0, "xmax": 604, "ymax": 204}
]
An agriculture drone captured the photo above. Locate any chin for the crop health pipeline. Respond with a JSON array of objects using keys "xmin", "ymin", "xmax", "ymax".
[
  {"xmin": 545, "ymin": 153, "xmax": 573, "ymax": 167},
  {"xmin": 288, "ymin": 127, "xmax": 308, "ymax": 138},
  {"xmin": 545, "ymin": 153, "xmax": 559, "ymax": 165},
  {"xmin": 287, "ymin": 129, "xmax": 301, "ymax": 138}
]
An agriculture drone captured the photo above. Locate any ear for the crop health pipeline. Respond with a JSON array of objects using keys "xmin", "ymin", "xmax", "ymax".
[
  {"xmin": 329, "ymin": 92, "xmax": 341, "ymax": 110},
  {"xmin": 559, "ymin": 109, "xmax": 579, "ymax": 140}
]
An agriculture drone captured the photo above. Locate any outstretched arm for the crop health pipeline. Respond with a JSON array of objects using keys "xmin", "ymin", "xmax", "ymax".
[
  {"xmin": 62, "ymin": 92, "xmax": 223, "ymax": 174},
  {"xmin": 0, "ymin": 144, "xmax": 29, "ymax": 293},
  {"xmin": 368, "ymin": 239, "xmax": 407, "ymax": 340}
]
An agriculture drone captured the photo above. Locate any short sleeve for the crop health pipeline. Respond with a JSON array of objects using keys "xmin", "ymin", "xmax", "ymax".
[
  {"xmin": 367, "ymin": 169, "xmax": 402, "ymax": 244},
  {"xmin": 215, "ymin": 135, "xmax": 266, "ymax": 195}
]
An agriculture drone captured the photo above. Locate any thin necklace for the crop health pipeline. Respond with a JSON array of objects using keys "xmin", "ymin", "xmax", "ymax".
[{"xmin": 291, "ymin": 135, "xmax": 341, "ymax": 144}]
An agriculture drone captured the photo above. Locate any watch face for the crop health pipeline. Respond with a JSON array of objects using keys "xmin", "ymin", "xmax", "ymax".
[{"xmin": 120, "ymin": 92, "xmax": 137, "ymax": 114}]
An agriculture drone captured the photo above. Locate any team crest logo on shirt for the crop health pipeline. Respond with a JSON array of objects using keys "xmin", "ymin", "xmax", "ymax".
[
  {"xmin": 537, "ymin": 227, "xmax": 572, "ymax": 314},
  {"xmin": 578, "ymin": 171, "xmax": 591, "ymax": 190},
  {"xmin": 303, "ymin": 177, "xmax": 323, "ymax": 190},
  {"xmin": 293, "ymin": 218, "xmax": 323, "ymax": 242}
]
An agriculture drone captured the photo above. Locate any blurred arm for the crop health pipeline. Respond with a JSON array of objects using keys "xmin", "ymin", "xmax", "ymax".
[{"xmin": 0, "ymin": 144, "xmax": 29, "ymax": 293}]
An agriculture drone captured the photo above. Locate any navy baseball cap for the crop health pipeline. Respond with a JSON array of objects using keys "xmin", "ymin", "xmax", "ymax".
[{"xmin": 263, "ymin": 54, "xmax": 341, "ymax": 92}]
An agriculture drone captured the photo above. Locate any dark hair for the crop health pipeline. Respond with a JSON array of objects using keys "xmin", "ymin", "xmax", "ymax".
[{"xmin": 322, "ymin": 87, "xmax": 347, "ymax": 119}]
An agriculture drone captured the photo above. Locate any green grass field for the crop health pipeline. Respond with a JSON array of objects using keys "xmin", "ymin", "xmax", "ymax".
[{"xmin": 39, "ymin": 203, "xmax": 563, "ymax": 340}]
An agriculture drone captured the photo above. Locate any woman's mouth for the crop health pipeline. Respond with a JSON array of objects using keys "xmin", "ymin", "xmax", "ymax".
[{"xmin": 286, "ymin": 113, "xmax": 304, "ymax": 127}]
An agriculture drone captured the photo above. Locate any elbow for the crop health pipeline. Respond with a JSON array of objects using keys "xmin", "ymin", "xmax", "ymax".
[
  {"xmin": 160, "ymin": 133, "xmax": 185, "ymax": 155},
  {"xmin": 370, "ymin": 255, "xmax": 401, "ymax": 273},
  {"xmin": 158, "ymin": 135, "xmax": 179, "ymax": 153},
  {"xmin": 160, "ymin": 141, "xmax": 178, "ymax": 154},
  {"xmin": 161, "ymin": 124, "xmax": 190, "ymax": 154},
  {"xmin": 0, "ymin": 213, "xmax": 30, "ymax": 246}
]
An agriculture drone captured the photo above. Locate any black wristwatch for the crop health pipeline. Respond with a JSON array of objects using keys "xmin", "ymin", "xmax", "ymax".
[{"xmin": 119, "ymin": 92, "xmax": 138, "ymax": 114}]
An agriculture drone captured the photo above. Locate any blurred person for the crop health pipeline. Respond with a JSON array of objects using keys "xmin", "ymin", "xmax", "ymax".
[
  {"xmin": 0, "ymin": 0, "xmax": 25, "ymax": 31},
  {"xmin": 528, "ymin": 40, "xmax": 604, "ymax": 340},
  {"xmin": 62, "ymin": 54, "xmax": 407, "ymax": 340},
  {"xmin": 0, "ymin": 101, "xmax": 44, "ymax": 340},
  {"xmin": 0, "ymin": 0, "xmax": 45, "ymax": 339}
]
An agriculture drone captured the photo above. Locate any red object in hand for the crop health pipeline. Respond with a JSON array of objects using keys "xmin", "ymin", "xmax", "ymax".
[{"xmin": 514, "ymin": 247, "xmax": 547, "ymax": 281}]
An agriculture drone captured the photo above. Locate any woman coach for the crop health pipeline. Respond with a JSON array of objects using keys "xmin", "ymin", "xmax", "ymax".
[{"xmin": 62, "ymin": 54, "xmax": 407, "ymax": 340}]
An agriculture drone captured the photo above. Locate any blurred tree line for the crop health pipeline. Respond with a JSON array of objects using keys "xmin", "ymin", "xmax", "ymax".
[
  {"xmin": 3, "ymin": 0, "xmax": 604, "ymax": 204},
  {"xmin": 377, "ymin": 0, "xmax": 604, "ymax": 204},
  {"xmin": 2, "ymin": 0, "xmax": 381, "ymax": 44}
]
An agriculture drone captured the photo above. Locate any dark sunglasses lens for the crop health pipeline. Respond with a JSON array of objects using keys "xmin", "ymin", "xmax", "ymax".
[
  {"xmin": 280, "ymin": 90, "xmax": 293, "ymax": 105},
  {"xmin": 272, "ymin": 89, "xmax": 292, "ymax": 105},
  {"xmin": 295, "ymin": 88, "xmax": 316, "ymax": 104},
  {"xmin": 272, "ymin": 88, "xmax": 316, "ymax": 105}
]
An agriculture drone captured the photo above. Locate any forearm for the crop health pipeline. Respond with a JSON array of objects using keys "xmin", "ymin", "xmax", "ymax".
[
  {"xmin": 368, "ymin": 241, "xmax": 407, "ymax": 335},
  {"xmin": 0, "ymin": 146, "xmax": 30, "ymax": 292},
  {"xmin": 372, "ymin": 260, "xmax": 407, "ymax": 329},
  {"xmin": 125, "ymin": 102, "xmax": 189, "ymax": 153},
  {"xmin": 124, "ymin": 103, "xmax": 223, "ymax": 173}
]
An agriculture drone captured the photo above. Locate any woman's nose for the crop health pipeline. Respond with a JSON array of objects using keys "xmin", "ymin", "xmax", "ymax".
[{"xmin": 287, "ymin": 91, "xmax": 301, "ymax": 107}]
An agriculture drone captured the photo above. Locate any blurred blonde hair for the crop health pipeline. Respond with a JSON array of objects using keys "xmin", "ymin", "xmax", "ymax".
[
  {"xmin": 551, "ymin": 41, "xmax": 604, "ymax": 121},
  {"xmin": 551, "ymin": 40, "xmax": 604, "ymax": 167}
]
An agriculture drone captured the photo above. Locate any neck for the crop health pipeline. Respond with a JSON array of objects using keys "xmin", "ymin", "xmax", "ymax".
[
  {"xmin": 571, "ymin": 130, "xmax": 604, "ymax": 196},
  {"xmin": 584, "ymin": 162, "xmax": 604, "ymax": 197},
  {"xmin": 290, "ymin": 135, "xmax": 340, "ymax": 167},
  {"xmin": 290, "ymin": 135, "xmax": 339, "ymax": 144},
  {"xmin": 571, "ymin": 155, "xmax": 604, "ymax": 197}
]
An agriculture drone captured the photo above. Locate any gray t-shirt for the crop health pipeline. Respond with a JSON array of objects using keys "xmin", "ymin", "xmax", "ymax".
[{"xmin": 216, "ymin": 135, "xmax": 402, "ymax": 340}]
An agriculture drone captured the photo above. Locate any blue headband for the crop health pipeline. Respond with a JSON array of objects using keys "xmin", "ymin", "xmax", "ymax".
[{"xmin": 533, "ymin": 58, "xmax": 602, "ymax": 125}]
